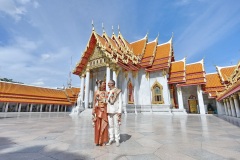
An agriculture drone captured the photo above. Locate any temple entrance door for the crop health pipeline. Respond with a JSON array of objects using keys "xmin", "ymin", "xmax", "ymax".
[{"xmin": 188, "ymin": 95, "xmax": 198, "ymax": 113}]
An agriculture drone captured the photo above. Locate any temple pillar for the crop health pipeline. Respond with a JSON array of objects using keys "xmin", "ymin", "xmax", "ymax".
[
  {"xmin": 197, "ymin": 85, "xmax": 205, "ymax": 114},
  {"xmin": 57, "ymin": 105, "xmax": 60, "ymax": 112},
  {"xmin": 65, "ymin": 106, "xmax": 67, "ymax": 112},
  {"xmin": 106, "ymin": 65, "xmax": 111, "ymax": 91},
  {"xmin": 5, "ymin": 102, "xmax": 9, "ymax": 112},
  {"xmin": 18, "ymin": 103, "xmax": 22, "ymax": 112},
  {"xmin": 49, "ymin": 104, "xmax": 52, "ymax": 112},
  {"xmin": 230, "ymin": 97, "xmax": 236, "ymax": 117},
  {"xmin": 134, "ymin": 72, "xmax": 139, "ymax": 114},
  {"xmin": 177, "ymin": 86, "xmax": 184, "ymax": 110},
  {"xmin": 113, "ymin": 69, "xmax": 117, "ymax": 88},
  {"xmin": 80, "ymin": 75, "xmax": 85, "ymax": 107},
  {"xmin": 226, "ymin": 99, "xmax": 232, "ymax": 116},
  {"xmin": 223, "ymin": 99, "xmax": 228, "ymax": 115},
  {"xmin": 30, "ymin": 104, "xmax": 33, "ymax": 112},
  {"xmin": 233, "ymin": 94, "xmax": 240, "ymax": 117},
  {"xmin": 40, "ymin": 104, "xmax": 43, "ymax": 112},
  {"xmin": 84, "ymin": 69, "xmax": 90, "ymax": 109},
  {"xmin": 216, "ymin": 100, "xmax": 225, "ymax": 115}
]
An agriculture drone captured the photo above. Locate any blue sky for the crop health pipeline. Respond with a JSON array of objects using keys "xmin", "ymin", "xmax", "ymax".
[{"xmin": 0, "ymin": 0, "xmax": 240, "ymax": 88}]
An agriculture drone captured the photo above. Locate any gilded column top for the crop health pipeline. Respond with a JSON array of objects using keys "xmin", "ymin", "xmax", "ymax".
[{"xmin": 233, "ymin": 94, "xmax": 238, "ymax": 99}]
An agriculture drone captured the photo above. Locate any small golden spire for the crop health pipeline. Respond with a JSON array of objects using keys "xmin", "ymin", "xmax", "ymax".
[
  {"xmin": 92, "ymin": 20, "xmax": 95, "ymax": 31},
  {"xmin": 118, "ymin": 25, "xmax": 120, "ymax": 34},
  {"xmin": 102, "ymin": 22, "xmax": 105, "ymax": 33},
  {"xmin": 112, "ymin": 26, "xmax": 114, "ymax": 35}
]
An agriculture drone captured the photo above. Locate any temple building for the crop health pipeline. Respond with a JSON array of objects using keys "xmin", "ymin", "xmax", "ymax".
[
  {"xmin": 73, "ymin": 24, "xmax": 240, "ymax": 115},
  {"xmin": 0, "ymin": 81, "xmax": 80, "ymax": 113}
]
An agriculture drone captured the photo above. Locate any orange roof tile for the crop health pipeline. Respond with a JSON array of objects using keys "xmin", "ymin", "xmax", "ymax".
[
  {"xmin": 0, "ymin": 81, "xmax": 79, "ymax": 105},
  {"xmin": 170, "ymin": 61, "xmax": 184, "ymax": 73},
  {"xmin": 217, "ymin": 65, "xmax": 236, "ymax": 82},
  {"xmin": 130, "ymin": 37, "xmax": 147, "ymax": 56},
  {"xmin": 155, "ymin": 43, "xmax": 171, "ymax": 59},
  {"xmin": 143, "ymin": 40, "xmax": 157, "ymax": 58},
  {"xmin": 186, "ymin": 63, "xmax": 203, "ymax": 74},
  {"xmin": 178, "ymin": 60, "xmax": 206, "ymax": 86},
  {"xmin": 205, "ymin": 73, "xmax": 224, "ymax": 88}
]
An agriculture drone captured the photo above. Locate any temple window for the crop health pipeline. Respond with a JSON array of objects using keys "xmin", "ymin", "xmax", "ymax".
[
  {"xmin": 127, "ymin": 79, "xmax": 134, "ymax": 104},
  {"xmin": 151, "ymin": 81, "xmax": 164, "ymax": 104}
]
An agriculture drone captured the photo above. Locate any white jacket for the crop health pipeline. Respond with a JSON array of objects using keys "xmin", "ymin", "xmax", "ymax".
[{"xmin": 107, "ymin": 90, "xmax": 122, "ymax": 114}]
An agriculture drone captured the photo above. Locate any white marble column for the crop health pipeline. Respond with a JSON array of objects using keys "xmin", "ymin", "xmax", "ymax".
[
  {"xmin": 226, "ymin": 99, "xmax": 232, "ymax": 116},
  {"xmin": 229, "ymin": 97, "xmax": 236, "ymax": 117},
  {"xmin": 133, "ymin": 74, "xmax": 139, "ymax": 114},
  {"xmin": 30, "ymin": 104, "xmax": 33, "ymax": 112},
  {"xmin": 18, "ymin": 103, "xmax": 22, "ymax": 112},
  {"xmin": 40, "ymin": 104, "xmax": 43, "ymax": 112},
  {"xmin": 5, "ymin": 102, "xmax": 9, "ymax": 112},
  {"xmin": 177, "ymin": 86, "xmax": 184, "ymax": 110},
  {"xmin": 197, "ymin": 85, "xmax": 205, "ymax": 114},
  {"xmin": 80, "ymin": 75, "xmax": 85, "ymax": 107},
  {"xmin": 57, "ymin": 105, "xmax": 60, "ymax": 112},
  {"xmin": 106, "ymin": 65, "xmax": 111, "ymax": 91},
  {"xmin": 65, "ymin": 106, "xmax": 67, "ymax": 112},
  {"xmin": 49, "ymin": 104, "xmax": 52, "ymax": 112},
  {"xmin": 84, "ymin": 69, "xmax": 90, "ymax": 109},
  {"xmin": 113, "ymin": 69, "xmax": 117, "ymax": 88},
  {"xmin": 223, "ymin": 99, "xmax": 228, "ymax": 115},
  {"xmin": 233, "ymin": 94, "xmax": 240, "ymax": 118},
  {"xmin": 216, "ymin": 101, "xmax": 225, "ymax": 115}
]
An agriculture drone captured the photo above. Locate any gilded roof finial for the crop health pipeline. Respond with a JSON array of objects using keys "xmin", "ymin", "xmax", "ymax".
[
  {"xmin": 92, "ymin": 20, "xmax": 95, "ymax": 31},
  {"xmin": 102, "ymin": 23, "xmax": 105, "ymax": 34},
  {"xmin": 118, "ymin": 25, "xmax": 121, "ymax": 34},
  {"xmin": 145, "ymin": 32, "xmax": 148, "ymax": 38},
  {"xmin": 112, "ymin": 26, "xmax": 114, "ymax": 35}
]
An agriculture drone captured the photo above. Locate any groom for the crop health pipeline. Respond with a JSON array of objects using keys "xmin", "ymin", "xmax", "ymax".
[{"xmin": 106, "ymin": 80, "xmax": 122, "ymax": 147}]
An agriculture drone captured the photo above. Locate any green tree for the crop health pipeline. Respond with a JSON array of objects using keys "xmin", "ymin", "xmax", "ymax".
[{"xmin": 0, "ymin": 78, "xmax": 23, "ymax": 84}]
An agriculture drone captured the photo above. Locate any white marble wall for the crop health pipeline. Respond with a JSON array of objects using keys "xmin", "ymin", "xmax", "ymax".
[
  {"xmin": 149, "ymin": 71, "xmax": 171, "ymax": 106},
  {"xmin": 138, "ymin": 69, "xmax": 151, "ymax": 105}
]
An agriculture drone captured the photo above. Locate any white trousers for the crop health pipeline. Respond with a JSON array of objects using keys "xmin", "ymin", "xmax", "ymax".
[{"xmin": 108, "ymin": 113, "xmax": 120, "ymax": 141}]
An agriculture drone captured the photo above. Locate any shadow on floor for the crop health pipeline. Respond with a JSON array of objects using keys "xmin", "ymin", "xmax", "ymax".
[
  {"xmin": 120, "ymin": 134, "xmax": 131, "ymax": 143},
  {"xmin": 0, "ymin": 137, "xmax": 91, "ymax": 160},
  {"xmin": 214, "ymin": 114, "xmax": 240, "ymax": 128}
]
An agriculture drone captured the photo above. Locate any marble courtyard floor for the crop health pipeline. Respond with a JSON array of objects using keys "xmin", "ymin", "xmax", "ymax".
[{"xmin": 1, "ymin": 113, "xmax": 240, "ymax": 160}]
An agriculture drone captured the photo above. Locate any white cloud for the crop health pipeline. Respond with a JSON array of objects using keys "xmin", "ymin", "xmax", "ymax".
[
  {"xmin": 30, "ymin": 78, "xmax": 44, "ymax": 86},
  {"xmin": 0, "ymin": 0, "xmax": 38, "ymax": 21},
  {"xmin": 41, "ymin": 54, "xmax": 50, "ymax": 60},
  {"xmin": 0, "ymin": 0, "xmax": 26, "ymax": 21},
  {"xmin": 175, "ymin": 1, "xmax": 240, "ymax": 60}
]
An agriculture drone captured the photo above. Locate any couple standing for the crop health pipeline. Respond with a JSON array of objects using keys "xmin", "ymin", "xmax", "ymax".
[{"xmin": 92, "ymin": 80, "xmax": 122, "ymax": 147}]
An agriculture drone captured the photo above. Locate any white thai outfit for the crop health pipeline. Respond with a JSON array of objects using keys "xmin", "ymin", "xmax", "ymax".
[{"xmin": 107, "ymin": 87, "xmax": 122, "ymax": 142}]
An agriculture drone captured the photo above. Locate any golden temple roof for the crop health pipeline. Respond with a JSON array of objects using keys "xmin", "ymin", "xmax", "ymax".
[
  {"xmin": 178, "ymin": 59, "xmax": 206, "ymax": 86},
  {"xmin": 168, "ymin": 58, "xmax": 186, "ymax": 84},
  {"xmin": 0, "ymin": 81, "xmax": 80, "ymax": 105},
  {"xmin": 73, "ymin": 26, "xmax": 177, "ymax": 75},
  {"xmin": 204, "ymin": 73, "xmax": 225, "ymax": 98},
  {"xmin": 216, "ymin": 65, "xmax": 236, "ymax": 83}
]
